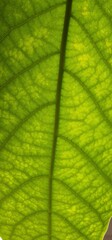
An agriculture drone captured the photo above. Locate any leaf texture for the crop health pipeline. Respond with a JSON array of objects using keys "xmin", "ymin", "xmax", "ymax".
[{"xmin": 0, "ymin": 0, "xmax": 112, "ymax": 240}]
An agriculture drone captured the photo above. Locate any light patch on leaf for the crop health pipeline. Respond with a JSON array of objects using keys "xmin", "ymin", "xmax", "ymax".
[
  {"xmin": 34, "ymin": 27, "xmax": 49, "ymax": 39},
  {"xmin": 8, "ymin": 49, "xmax": 24, "ymax": 63},
  {"xmin": 73, "ymin": 42, "xmax": 86, "ymax": 52},
  {"xmin": 19, "ymin": 36, "xmax": 35, "ymax": 54},
  {"xmin": 82, "ymin": 5, "xmax": 89, "ymax": 17},
  {"xmin": 38, "ymin": 73, "xmax": 49, "ymax": 87},
  {"xmin": 78, "ymin": 54, "xmax": 90, "ymax": 67}
]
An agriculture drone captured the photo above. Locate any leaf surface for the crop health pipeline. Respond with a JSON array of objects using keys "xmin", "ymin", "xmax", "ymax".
[{"xmin": 0, "ymin": 0, "xmax": 112, "ymax": 240}]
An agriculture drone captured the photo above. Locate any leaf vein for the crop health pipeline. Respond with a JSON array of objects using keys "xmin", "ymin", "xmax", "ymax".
[
  {"xmin": 0, "ymin": 2, "xmax": 66, "ymax": 44},
  {"xmin": 59, "ymin": 135, "xmax": 112, "ymax": 188},
  {"xmin": 0, "ymin": 52, "xmax": 59, "ymax": 91},
  {"xmin": 71, "ymin": 15, "xmax": 112, "ymax": 74},
  {"xmin": 0, "ymin": 102, "xmax": 54, "ymax": 151},
  {"xmin": 65, "ymin": 69, "xmax": 112, "ymax": 128},
  {"xmin": 54, "ymin": 178, "xmax": 104, "ymax": 225}
]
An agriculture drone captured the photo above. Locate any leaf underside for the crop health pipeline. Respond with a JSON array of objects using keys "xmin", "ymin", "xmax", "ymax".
[{"xmin": 0, "ymin": 0, "xmax": 112, "ymax": 240}]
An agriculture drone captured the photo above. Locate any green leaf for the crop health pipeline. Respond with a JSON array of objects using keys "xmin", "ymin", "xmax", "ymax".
[{"xmin": 0, "ymin": 0, "xmax": 112, "ymax": 239}]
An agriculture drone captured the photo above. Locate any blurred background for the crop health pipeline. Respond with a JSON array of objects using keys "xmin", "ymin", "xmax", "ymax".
[{"xmin": 103, "ymin": 218, "xmax": 112, "ymax": 240}]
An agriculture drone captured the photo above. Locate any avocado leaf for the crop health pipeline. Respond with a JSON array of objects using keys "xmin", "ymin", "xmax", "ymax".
[{"xmin": 0, "ymin": 0, "xmax": 112, "ymax": 239}]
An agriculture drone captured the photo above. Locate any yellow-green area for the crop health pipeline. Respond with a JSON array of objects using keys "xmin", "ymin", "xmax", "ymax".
[{"xmin": 0, "ymin": 0, "xmax": 112, "ymax": 240}]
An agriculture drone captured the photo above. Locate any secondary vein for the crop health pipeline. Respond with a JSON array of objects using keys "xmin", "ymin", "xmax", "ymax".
[{"xmin": 48, "ymin": 0, "xmax": 73, "ymax": 239}]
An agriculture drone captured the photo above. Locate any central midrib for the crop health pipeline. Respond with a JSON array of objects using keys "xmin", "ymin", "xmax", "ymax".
[{"xmin": 48, "ymin": 0, "xmax": 73, "ymax": 239}]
